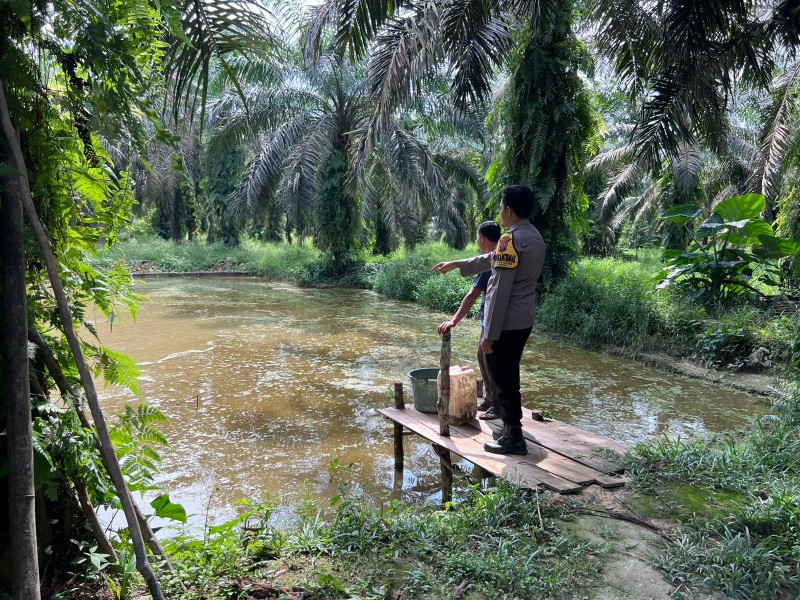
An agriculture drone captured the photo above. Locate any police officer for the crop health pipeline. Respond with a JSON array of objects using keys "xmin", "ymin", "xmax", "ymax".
[{"xmin": 432, "ymin": 185, "xmax": 546, "ymax": 454}]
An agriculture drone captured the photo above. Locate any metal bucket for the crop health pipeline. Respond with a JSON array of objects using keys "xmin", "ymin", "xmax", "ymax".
[{"xmin": 408, "ymin": 368, "xmax": 439, "ymax": 413}]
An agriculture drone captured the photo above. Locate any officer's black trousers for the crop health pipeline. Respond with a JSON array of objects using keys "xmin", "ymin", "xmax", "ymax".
[{"xmin": 485, "ymin": 327, "xmax": 532, "ymax": 427}]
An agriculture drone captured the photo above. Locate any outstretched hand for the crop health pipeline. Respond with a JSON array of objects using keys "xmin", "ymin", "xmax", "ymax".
[{"xmin": 432, "ymin": 261, "xmax": 457, "ymax": 274}]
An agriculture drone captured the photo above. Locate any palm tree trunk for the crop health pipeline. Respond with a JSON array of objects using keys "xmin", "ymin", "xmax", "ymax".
[
  {"xmin": 0, "ymin": 80, "xmax": 165, "ymax": 600},
  {"xmin": 0, "ymin": 110, "xmax": 41, "ymax": 600}
]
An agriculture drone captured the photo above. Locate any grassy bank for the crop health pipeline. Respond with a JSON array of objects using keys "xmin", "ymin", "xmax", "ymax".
[
  {"xmin": 623, "ymin": 382, "xmax": 800, "ymax": 599},
  {"xmin": 536, "ymin": 254, "xmax": 799, "ymax": 372},
  {"xmin": 95, "ymin": 235, "xmax": 799, "ymax": 372},
  {"xmin": 71, "ymin": 480, "xmax": 603, "ymax": 599}
]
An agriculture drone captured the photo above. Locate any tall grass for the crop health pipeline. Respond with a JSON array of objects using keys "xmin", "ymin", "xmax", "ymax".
[
  {"xmin": 371, "ymin": 242, "xmax": 474, "ymax": 303},
  {"xmin": 93, "ymin": 236, "xmax": 323, "ymax": 280},
  {"xmin": 538, "ymin": 258, "xmax": 662, "ymax": 349}
]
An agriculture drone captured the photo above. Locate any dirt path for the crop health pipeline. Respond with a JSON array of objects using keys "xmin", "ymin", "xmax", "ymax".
[{"xmin": 555, "ymin": 486, "xmax": 722, "ymax": 600}]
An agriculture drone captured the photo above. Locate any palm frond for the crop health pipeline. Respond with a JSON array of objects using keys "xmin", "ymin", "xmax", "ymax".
[
  {"xmin": 590, "ymin": 0, "xmax": 661, "ymax": 96},
  {"xmin": 208, "ymin": 54, "xmax": 288, "ymax": 94},
  {"xmin": 753, "ymin": 64, "xmax": 800, "ymax": 201},
  {"xmin": 586, "ymin": 145, "xmax": 633, "ymax": 174},
  {"xmin": 165, "ymin": 0, "xmax": 276, "ymax": 124},
  {"xmin": 229, "ymin": 115, "xmax": 309, "ymax": 220},
  {"xmin": 441, "ymin": 0, "xmax": 512, "ymax": 108},
  {"xmin": 366, "ymin": 5, "xmax": 444, "ymax": 132},
  {"xmin": 671, "ymin": 140, "xmax": 702, "ymax": 195},
  {"xmin": 305, "ymin": 0, "xmax": 398, "ymax": 63},
  {"xmin": 275, "ymin": 113, "xmax": 339, "ymax": 223},
  {"xmin": 598, "ymin": 159, "xmax": 644, "ymax": 218}
]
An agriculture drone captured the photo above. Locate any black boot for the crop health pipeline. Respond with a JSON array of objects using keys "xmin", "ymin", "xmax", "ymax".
[
  {"xmin": 484, "ymin": 425, "xmax": 527, "ymax": 455},
  {"xmin": 492, "ymin": 424, "xmax": 508, "ymax": 440}
]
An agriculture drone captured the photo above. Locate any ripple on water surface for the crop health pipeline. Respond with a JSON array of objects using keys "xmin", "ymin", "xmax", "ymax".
[{"xmin": 98, "ymin": 278, "xmax": 762, "ymax": 530}]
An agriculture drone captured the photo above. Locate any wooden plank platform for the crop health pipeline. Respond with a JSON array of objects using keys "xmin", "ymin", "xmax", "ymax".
[{"xmin": 379, "ymin": 405, "xmax": 627, "ymax": 494}]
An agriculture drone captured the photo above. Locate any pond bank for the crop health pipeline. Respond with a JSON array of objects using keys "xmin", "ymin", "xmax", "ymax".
[{"xmin": 558, "ymin": 336, "xmax": 785, "ymax": 398}]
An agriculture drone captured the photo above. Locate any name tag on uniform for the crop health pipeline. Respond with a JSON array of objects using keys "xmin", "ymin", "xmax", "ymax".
[{"xmin": 494, "ymin": 233, "xmax": 518, "ymax": 269}]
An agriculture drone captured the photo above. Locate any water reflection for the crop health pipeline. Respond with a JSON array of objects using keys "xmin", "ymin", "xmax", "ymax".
[{"xmin": 98, "ymin": 278, "xmax": 761, "ymax": 530}]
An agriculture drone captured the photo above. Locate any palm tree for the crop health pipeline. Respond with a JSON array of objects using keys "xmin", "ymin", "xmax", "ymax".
[
  {"xmin": 131, "ymin": 116, "xmax": 202, "ymax": 241},
  {"xmin": 585, "ymin": 58, "xmax": 799, "ymax": 253},
  {"xmin": 590, "ymin": 0, "xmax": 800, "ymax": 184},
  {"xmin": 305, "ymin": 0, "xmax": 599, "ymax": 284},
  {"xmin": 210, "ymin": 50, "xmax": 487, "ymax": 267}
]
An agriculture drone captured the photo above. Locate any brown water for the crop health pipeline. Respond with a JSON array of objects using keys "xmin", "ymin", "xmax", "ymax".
[{"xmin": 98, "ymin": 278, "xmax": 762, "ymax": 529}]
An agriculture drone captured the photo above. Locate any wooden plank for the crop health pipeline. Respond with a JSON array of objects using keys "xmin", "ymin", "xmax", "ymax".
[
  {"xmin": 480, "ymin": 409, "xmax": 627, "ymax": 475},
  {"xmin": 522, "ymin": 408, "xmax": 628, "ymax": 455},
  {"xmin": 471, "ymin": 419, "xmax": 624, "ymax": 488},
  {"xmin": 379, "ymin": 408, "xmax": 584, "ymax": 493},
  {"xmin": 379, "ymin": 408, "xmax": 545, "ymax": 490},
  {"xmin": 399, "ymin": 408, "xmax": 587, "ymax": 494},
  {"xmin": 482, "ymin": 418, "xmax": 624, "ymax": 476}
]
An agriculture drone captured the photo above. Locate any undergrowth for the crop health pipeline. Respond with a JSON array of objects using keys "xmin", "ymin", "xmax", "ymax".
[
  {"xmin": 538, "ymin": 257, "xmax": 799, "ymax": 370},
  {"xmin": 625, "ymin": 383, "xmax": 800, "ymax": 599},
  {"xmin": 157, "ymin": 480, "xmax": 601, "ymax": 599}
]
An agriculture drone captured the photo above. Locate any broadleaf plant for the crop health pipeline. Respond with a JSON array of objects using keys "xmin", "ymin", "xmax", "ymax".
[{"xmin": 657, "ymin": 194, "xmax": 800, "ymax": 300}]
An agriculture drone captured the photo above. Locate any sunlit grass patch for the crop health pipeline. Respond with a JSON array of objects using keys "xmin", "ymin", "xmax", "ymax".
[
  {"xmin": 538, "ymin": 257, "xmax": 661, "ymax": 349},
  {"xmin": 159, "ymin": 480, "xmax": 602, "ymax": 599}
]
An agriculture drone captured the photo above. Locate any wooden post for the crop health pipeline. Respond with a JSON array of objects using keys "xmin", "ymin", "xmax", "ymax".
[
  {"xmin": 393, "ymin": 382, "xmax": 404, "ymax": 471},
  {"xmin": 438, "ymin": 330, "xmax": 451, "ymax": 437},
  {"xmin": 432, "ymin": 444, "xmax": 453, "ymax": 504},
  {"xmin": 472, "ymin": 465, "xmax": 490, "ymax": 480}
]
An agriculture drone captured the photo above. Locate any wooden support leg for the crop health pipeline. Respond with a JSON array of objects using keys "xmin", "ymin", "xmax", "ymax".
[
  {"xmin": 432, "ymin": 444, "xmax": 453, "ymax": 505},
  {"xmin": 393, "ymin": 382, "xmax": 404, "ymax": 471},
  {"xmin": 472, "ymin": 465, "xmax": 490, "ymax": 480}
]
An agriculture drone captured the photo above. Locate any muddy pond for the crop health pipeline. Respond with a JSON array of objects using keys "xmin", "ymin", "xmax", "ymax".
[{"xmin": 98, "ymin": 278, "xmax": 763, "ymax": 530}]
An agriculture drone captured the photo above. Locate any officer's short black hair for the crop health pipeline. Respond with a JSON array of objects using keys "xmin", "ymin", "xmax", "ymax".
[
  {"xmin": 477, "ymin": 220, "xmax": 501, "ymax": 243},
  {"xmin": 501, "ymin": 185, "xmax": 534, "ymax": 219}
]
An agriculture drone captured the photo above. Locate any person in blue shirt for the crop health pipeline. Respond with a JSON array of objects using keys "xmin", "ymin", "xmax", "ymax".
[{"xmin": 436, "ymin": 221, "xmax": 502, "ymax": 419}]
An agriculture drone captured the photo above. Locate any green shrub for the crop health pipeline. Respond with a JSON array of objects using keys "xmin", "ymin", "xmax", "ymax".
[
  {"xmin": 415, "ymin": 272, "xmax": 474, "ymax": 314},
  {"xmin": 755, "ymin": 315, "xmax": 799, "ymax": 367},
  {"xmin": 651, "ymin": 290, "xmax": 706, "ymax": 345},
  {"xmin": 372, "ymin": 243, "xmax": 472, "ymax": 301},
  {"xmin": 240, "ymin": 239, "xmax": 320, "ymax": 279},
  {"xmin": 538, "ymin": 258, "xmax": 660, "ymax": 348},
  {"xmin": 293, "ymin": 256, "xmax": 375, "ymax": 289},
  {"xmin": 695, "ymin": 325, "xmax": 754, "ymax": 369},
  {"xmin": 91, "ymin": 235, "xmax": 323, "ymax": 280}
]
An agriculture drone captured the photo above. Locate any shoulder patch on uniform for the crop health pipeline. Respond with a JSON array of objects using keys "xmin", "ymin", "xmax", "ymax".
[{"xmin": 494, "ymin": 232, "xmax": 518, "ymax": 269}]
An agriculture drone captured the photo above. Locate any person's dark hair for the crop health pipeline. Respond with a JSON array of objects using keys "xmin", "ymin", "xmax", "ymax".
[
  {"xmin": 477, "ymin": 220, "xmax": 501, "ymax": 243},
  {"xmin": 501, "ymin": 185, "xmax": 534, "ymax": 219}
]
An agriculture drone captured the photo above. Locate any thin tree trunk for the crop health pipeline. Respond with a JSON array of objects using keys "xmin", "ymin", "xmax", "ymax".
[
  {"xmin": 0, "ymin": 111, "xmax": 41, "ymax": 600},
  {"xmin": 28, "ymin": 327, "xmax": 173, "ymax": 567},
  {"xmin": 0, "ymin": 80, "xmax": 165, "ymax": 600},
  {"xmin": 73, "ymin": 478, "xmax": 119, "ymax": 570}
]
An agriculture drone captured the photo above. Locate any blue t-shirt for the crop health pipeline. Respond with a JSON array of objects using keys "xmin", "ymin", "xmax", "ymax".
[{"xmin": 473, "ymin": 271, "xmax": 491, "ymax": 326}]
